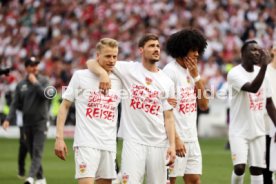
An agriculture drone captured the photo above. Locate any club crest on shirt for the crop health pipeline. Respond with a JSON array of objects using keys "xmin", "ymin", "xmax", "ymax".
[
  {"xmin": 122, "ymin": 173, "xmax": 129, "ymax": 184},
  {"xmin": 145, "ymin": 77, "xmax": 152, "ymax": 85},
  {"xmin": 79, "ymin": 162, "xmax": 87, "ymax": 174}
]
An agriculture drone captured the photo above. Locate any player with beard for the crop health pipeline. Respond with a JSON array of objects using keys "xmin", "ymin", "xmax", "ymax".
[
  {"xmin": 86, "ymin": 34, "xmax": 176, "ymax": 184},
  {"xmin": 227, "ymin": 40, "xmax": 276, "ymax": 184}
]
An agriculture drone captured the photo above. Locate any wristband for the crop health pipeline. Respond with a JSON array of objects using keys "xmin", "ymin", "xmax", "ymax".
[{"xmin": 193, "ymin": 75, "xmax": 201, "ymax": 83}]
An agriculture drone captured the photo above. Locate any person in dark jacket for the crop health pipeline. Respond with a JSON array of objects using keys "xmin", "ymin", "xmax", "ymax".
[{"xmin": 3, "ymin": 56, "xmax": 51, "ymax": 184}]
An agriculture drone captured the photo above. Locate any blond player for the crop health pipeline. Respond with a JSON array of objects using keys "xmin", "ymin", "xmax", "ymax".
[
  {"xmin": 54, "ymin": 38, "xmax": 122, "ymax": 184},
  {"xmin": 87, "ymin": 34, "xmax": 176, "ymax": 184}
]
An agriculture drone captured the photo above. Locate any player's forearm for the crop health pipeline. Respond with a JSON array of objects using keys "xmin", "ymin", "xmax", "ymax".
[
  {"xmin": 241, "ymin": 65, "xmax": 267, "ymax": 93},
  {"xmin": 56, "ymin": 100, "xmax": 71, "ymax": 140},
  {"xmin": 86, "ymin": 59, "xmax": 107, "ymax": 77},
  {"xmin": 195, "ymin": 80, "xmax": 209, "ymax": 111},
  {"xmin": 164, "ymin": 110, "xmax": 176, "ymax": 148},
  {"xmin": 266, "ymin": 98, "xmax": 276, "ymax": 127}
]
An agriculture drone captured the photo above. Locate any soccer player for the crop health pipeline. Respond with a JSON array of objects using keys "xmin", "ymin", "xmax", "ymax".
[
  {"xmin": 163, "ymin": 28, "xmax": 209, "ymax": 184},
  {"xmin": 86, "ymin": 34, "xmax": 176, "ymax": 184},
  {"xmin": 263, "ymin": 45, "xmax": 276, "ymax": 183},
  {"xmin": 227, "ymin": 40, "xmax": 276, "ymax": 184},
  {"xmin": 54, "ymin": 38, "xmax": 122, "ymax": 184}
]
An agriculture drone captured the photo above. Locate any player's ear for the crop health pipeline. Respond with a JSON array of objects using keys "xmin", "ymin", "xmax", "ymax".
[{"xmin": 139, "ymin": 47, "xmax": 143, "ymax": 54}]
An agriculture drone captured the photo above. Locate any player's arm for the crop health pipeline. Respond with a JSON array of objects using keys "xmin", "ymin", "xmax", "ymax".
[
  {"xmin": 86, "ymin": 59, "xmax": 110, "ymax": 94},
  {"xmin": 164, "ymin": 109, "xmax": 176, "ymax": 166},
  {"xmin": 266, "ymin": 97, "xmax": 276, "ymax": 142},
  {"xmin": 3, "ymin": 85, "xmax": 20, "ymax": 130},
  {"xmin": 175, "ymin": 129, "xmax": 186, "ymax": 157},
  {"xmin": 184, "ymin": 57, "xmax": 209, "ymax": 110},
  {"xmin": 241, "ymin": 49, "xmax": 271, "ymax": 93},
  {"xmin": 54, "ymin": 99, "xmax": 72, "ymax": 160},
  {"xmin": 166, "ymin": 98, "xmax": 186, "ymax": 157}
]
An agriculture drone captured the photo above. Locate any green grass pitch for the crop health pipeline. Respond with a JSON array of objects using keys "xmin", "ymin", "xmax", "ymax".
[{"xmin": 0, "ymin": 138, "xmax": 250, "ymax": 183}]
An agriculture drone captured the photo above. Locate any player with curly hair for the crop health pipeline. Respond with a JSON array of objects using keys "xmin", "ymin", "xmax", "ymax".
[{"xmin": 163, "ymin": 28, "xmax": 209, "ymax": 184}]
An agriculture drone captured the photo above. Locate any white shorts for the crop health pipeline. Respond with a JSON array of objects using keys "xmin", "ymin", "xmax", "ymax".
[
  {"xmin": 170, "ymin": 141, "xmax": 202, "ymax": 177},
  {"xmin": 229, "ymin": 136, "xmax": 266, "ymax": 168},
  {"xmin": 74, "ymin": 147, "xmax": 116, "ymax": 180},
  {"xmin": 270, "ymin": 135, "xmax": 276, "ymax": 172},
  {"xmin": 121, "ymin": 141, "xmax": 167, "ymax": 184}
]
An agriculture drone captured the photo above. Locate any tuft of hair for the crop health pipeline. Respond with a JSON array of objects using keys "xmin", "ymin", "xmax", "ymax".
[
  {"xmin": 138, "ymin": 33, "xmax": 159, "ymax": 48},
  {"xmin": 241, "ymin": 40, "xmax": 257, "ymax": 54},
  {"xmin": 96, "ymin": 38, "xmax": 118, "ymax": 51},
  {"xmin": 166, "ymin": 28, "xmax": 207, "ymax": 58}
]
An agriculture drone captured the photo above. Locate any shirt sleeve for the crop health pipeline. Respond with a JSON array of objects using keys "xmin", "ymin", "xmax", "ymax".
[
  {"xmin": 62, "ymin": 71, "xmax": 79, "ymax": 102},
  {"xmin": 265, "ymin": 77, "xmax": 272, "ymax": 98},
  {"xmin": 162, "ymin": 81, "xmax": 175, "ymax": 111},
  {"xmin": 113, "ymin": 61, "xmax": 135, "ymax": 79},
  {"xmin": 6, "ymin": 84, "xmax": 20, "ymax": 122},
  {"xmin": 227, "ymin": 68, "xmax": 248, "ymax": 92}
]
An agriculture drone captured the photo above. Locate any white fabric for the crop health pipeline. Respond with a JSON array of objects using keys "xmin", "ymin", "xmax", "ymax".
[
  {"xmin": 163, "ymin": 61, "xmax": 198, "ymax": 142},
  {"xmin": 250, "ymin": 175, "xmax": 263, "ymax": 184},
  {"xmin": 227, "ymin": 65, "xmax": 271, "ymax": 139},
  {"xmin": 169, "ymin": 141, "xmax": 202, "ymax": 177},
  {"xmin": 74, "ymin": 147, "xmax": 116, "ymax": 179},
  {"xmin": 265, "ymin": 64, "xmax": 276, "ymax": 137},
  {"xmin": 62, "ymin": 69, "xmax": 121, "ymax": 152},
  {"xmin": 231, "ymin": 172, "xmax": 244, "ymax": 184},
  {"xmin": 115, "ymin": 61, "xmax": 174, "ymax": 147},
  {"xmin": 34, "ymin": 178, "xmax": 47, "ymax": 184},
  {"xmin": 16, "ymin": 110, "xmax": 23, "ymax": 127},
  {"xmin": 270, "ymin": 132, "xmax": 276, "ymax": 172},
  {"xmin": 120, "ymin": 141, "xmax": 167, "ymax": 184},
  {"xmin": 229, "ymin": 136, "xmax": 266, "ymax": 168}
]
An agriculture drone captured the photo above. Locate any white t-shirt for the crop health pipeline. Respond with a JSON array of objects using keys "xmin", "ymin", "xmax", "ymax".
[
  {"xmin": 115, "ymin": 61, "xmax": 174, "ymax": 147},
  {"xmin": 163, "ymin": 61, "xmax": 198, "ymax": 142},
  {"xmin": 265, "ymin": 64, "xmax": 276, "ymax": 137},
  {"xmin": 62, "ymin": 69, "xmax": 122, "ymax": 152},
  {"xmin": 227, "ymin": 65, "xmax": 271, "ymax": 139}
]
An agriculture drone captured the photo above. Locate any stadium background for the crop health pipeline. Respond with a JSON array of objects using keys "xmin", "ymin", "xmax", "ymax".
[{"xmin": 0, "ymin": 0, "xmax": 275, "ymax": 183}]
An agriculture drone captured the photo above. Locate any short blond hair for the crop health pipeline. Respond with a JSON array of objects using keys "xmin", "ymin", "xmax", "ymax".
[{"xmin": 96, "ymin": 38, "xmax": 118, "ymax": 51}]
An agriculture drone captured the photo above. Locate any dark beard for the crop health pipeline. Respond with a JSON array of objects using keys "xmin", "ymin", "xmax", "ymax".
[{"xmin": 149, "ymin": 59, "xmax": 159, "ymax": 64}]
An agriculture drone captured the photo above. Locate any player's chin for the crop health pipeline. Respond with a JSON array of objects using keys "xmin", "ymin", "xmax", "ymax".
[{"xmin": 106, "ymin": 66, "xmax": 114, "ymax": 72}]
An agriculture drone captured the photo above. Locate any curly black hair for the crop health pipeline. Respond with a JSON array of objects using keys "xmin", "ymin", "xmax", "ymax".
[{"xmin": 166, "ymin": 28, "xmax": 207, "ymax": 58}]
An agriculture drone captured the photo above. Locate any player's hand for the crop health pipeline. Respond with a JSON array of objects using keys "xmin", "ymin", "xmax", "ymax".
[
  {"xmin": 175, "ymin": 137, "xmax": 186, "ymax": 157},
  {"xmin": 28, "ymin": 73, "xmax": 38, "ymax": 84},
  {"xmin": 99, "ymin": 73, "xmax": 111, "ymax": 95},
  {"xmin": 166, "ymin": 146, "xmax": 176, "ymax": 166},
  {"xmin": 2, "ymin": 120, "xmax": 10, "ymax": 130},
  {"xmin": 167, "ymin": 98, "xmax": 177, "ymax": 108},
  {"xmin": 184, "ymin": 57, "xmax": 199, "ymax": 78},
  {"xmin": 259, "ymin": 49, "xmax": 272, "ymax": 66},
  {"xmin": 54, "ymin": 138, "xmax": 68, "ymax": 161}
]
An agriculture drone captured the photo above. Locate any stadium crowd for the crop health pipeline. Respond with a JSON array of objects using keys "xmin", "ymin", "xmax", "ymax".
[{"xmin": 0, "ymin": 0, "xmax": 276, "ymax": 122}]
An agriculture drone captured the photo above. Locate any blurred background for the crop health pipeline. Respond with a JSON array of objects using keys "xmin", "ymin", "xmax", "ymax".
[
  {"xmin": 0, "ymin": 0, "xmax": 275, "ymax": 183},
  {"xmin": 0, "ymin": 0, "xmax": 276, "ymax": 131}
]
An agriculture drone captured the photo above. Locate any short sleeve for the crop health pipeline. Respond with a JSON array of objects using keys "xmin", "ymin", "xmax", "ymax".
[
  {"xmin": 113, "ymin": 61, "xmax": 135, "ymax": 79},
  {"xmin": 265, "ymin": 77, "xmax": 272, "ymax": 98},
  {"xmin": 62, "ymin": 71, "xmax": 79, "ymax": 102},
  {"xmin": 227, "ymin": 68, "xmax": 248, "ymax": 92}
]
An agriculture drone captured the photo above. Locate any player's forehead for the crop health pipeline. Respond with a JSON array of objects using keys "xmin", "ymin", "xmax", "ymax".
[
  {"xmin": 247, "ymin": 43, "xmax": 259, "ymax": 51},
  {"xmin": 98, "ymin": 45, "xmax": 118, "ymax": 54},
  {"xmin": 144, "ymin": 39, "xmax": 159, "ymax": 47}
]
